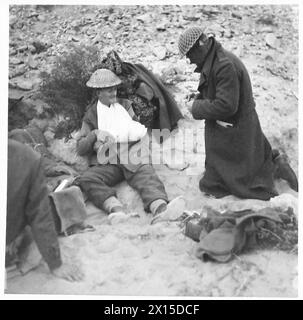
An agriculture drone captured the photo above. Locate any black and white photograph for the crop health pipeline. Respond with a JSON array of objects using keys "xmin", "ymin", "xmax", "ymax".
[{"xmin": 1, "ymin": 0, "xmax": 300, "ymax": 299}]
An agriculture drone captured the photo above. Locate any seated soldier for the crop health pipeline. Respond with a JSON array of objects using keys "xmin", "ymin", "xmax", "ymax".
[
  {"xmin": 76, "ymin": 69, "xmax": 185, "ymax": 222},
  {"xmin": 6, "ymin": 139, "xmax": 84, "ymax": 281}
]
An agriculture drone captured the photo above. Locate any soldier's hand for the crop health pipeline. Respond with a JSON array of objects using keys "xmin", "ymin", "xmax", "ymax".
[
  {"xmin": 93, "ymin": 140, "xmax": 104, "ymax": 152},
  {"xmin": 96, "ymin": 130, "xmax": 115, "ymax": 143}
]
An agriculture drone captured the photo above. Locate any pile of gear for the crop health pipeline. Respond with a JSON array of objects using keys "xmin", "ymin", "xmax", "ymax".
[{"xmin": 182, "ymin": 206, "xmax": 297, "ymax": 263}]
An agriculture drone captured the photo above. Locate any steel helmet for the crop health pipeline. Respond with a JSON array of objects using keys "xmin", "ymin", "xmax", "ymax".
[
  {"xmin": 178, "ymin": 27, "xmax": 205, "ymax": 57},
  {"xmin": 86, "ymin": 68, "xmax": 122, "ymax": 88}
]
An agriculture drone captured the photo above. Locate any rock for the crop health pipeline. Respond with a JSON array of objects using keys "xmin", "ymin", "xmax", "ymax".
[
  {"xmin": 8, "ymin": 89, "xmax": 25, "ymax": 101},
  {"xmin": 9, "ymin": 15, "xmax": 18, "ymax": 26},
  {"xmin": 28, "ymin": 44, "xmax": 36, "ymax": 54},
  {"xmin": 9, "ymin": 48, "xmax": 17, "ymax": 56},
  {"xmin": 233, "ymin": 46, "xmax": 243, "ymax": 58},
  {"xmin": 27, "ymin": 55, "xmax": 38, "ymax": 69},
  {"xmin": 85, "ymin": 28, "xmax": 96, "ymax": 36},
  {"xmin": 16, "ymin": 22, "xmax": 24, "ymax": 30},
  {"xmin": 256, "ymin": 15, "xmax": 276, "ymax": 26},
  {"xmin": 10, "ymin": 65, "xmax": 27, "ymax": 78},
  {"xmin": 231, "ymin": 12, "xmax": 242, "ymax": 19},
  {"xmin": 260, "ymin": 26, "xmax": 274, "ymax": 33},
  {"xmin": 37, "ymin": 15, "xmax": 46, "ymax": 22},
  {"xmin": 160, "ymin": 65, "xmax": 185, "ymax": 84},
  {"xmin": 243, "ymin": 25, "xmax": 253, "ymax": 35},
  {"xmin": 10, "ymin": 57, "xmax": 23, "ymax": 65},
  {"xmin": 242, "ymin": 17, "xmax": 255, "ymax": 35},
  {"xmin": 201, "ymin": 6, "xmax": 220, "ymax": 16},
  {"xmin": 93, "ymin": 34, "xmax": 103, "ymax": 44},
  {"xmin": 32, "ymin": 41, "xmax": 48, "ymax": 54},
  {"xmin": 156, "ymin": 22, "xmax": 167, "ymax": 31},
  {"xmin": 8, "ymin": 97, "xmax": 37, "ymax": 130},
  {"xmin": 27, "ymin": 11, "xmax": 39, "ymax": 19},
  {"xmin": 153, "ymin": 46, "xmax": 167, "ymax": 60},
  {"xmin": 44, "ymin": 130, "xmax": 55, "ymax": 142},
  {"xmin": 70, "ymin": 20, "xmax": 79, "ymax": 28},
  {"xmin": 17, "ymin": 45, "xmax": 28, "ymax": 52},
  {"xmin": 182, "ymin": 14, "xmax": 200, "ymax": 22},
  {"xmin": 122, "ymin": 31, "xmax": 129, "ymax": 37},
  {"xmin": 165, "ymin": 43, "xmax": 177, "ymax": 56},
  {"xmin": 85, "ymin": 13, "xmax": 96, "ymax": 22},
  {"xmin": 106, "ymin": 32, "xmax": 113, "ymax": 39},
  {"xmin": 265, "ymin": 54, "xmax": 274, "ymax": 61},
  {"xmin": 137, "ymin": 13, "xmax": 152, "ymax": 23},
  {"xmin": 224, "ymin": 29, "xmax": 233, "ymax": 38},
  {"xmin": 206, "ymin": 23, "xmax": 225, "ymax": 37},
  {"xmin": 266, "ymin": 33, "xmax": 280, "ymax": 49},
  {"xmin": 12, "ymin": 78, "xmax": 34, "ymax": 91}
]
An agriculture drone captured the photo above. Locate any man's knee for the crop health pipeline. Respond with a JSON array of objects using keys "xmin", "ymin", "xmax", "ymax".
[{"xmin": 133, "ymin": 164, "xmax": 158, "ymax": 180}]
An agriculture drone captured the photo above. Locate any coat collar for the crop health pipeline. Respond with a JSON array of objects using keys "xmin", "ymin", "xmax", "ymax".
[{"xmin": 196, "ymin": 38, "xmax": 221, "ymax": 90}]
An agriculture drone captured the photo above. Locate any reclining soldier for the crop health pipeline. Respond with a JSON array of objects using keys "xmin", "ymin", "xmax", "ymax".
[{"xmin": 76, "ymin": 69, "xmax": 184, "ymax": 222}]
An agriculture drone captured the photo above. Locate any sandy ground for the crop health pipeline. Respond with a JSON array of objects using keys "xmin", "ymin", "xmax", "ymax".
[
  {"xmin": 5, "ymin": 189, "xmax": 298, "ymax": 297},
  {"xmin": 5, "ymin": 124, "xmax": 298, "ymax": 297}
]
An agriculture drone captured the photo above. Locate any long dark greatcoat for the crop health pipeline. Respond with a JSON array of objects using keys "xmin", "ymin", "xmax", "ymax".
[{"xmin": 192, "ymin": 38, "xmax": 277, "ymax": 200}]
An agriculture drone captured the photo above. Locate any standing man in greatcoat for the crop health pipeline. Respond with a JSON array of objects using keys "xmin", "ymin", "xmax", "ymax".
[{"xmin": 178, "ymin": 27, "xmax": 298, "ymax": 200}]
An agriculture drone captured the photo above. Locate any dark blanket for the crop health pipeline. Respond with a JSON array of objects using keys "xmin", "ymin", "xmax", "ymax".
[{"xmin": 125, "ymin": 63, "xmax": 183, "ymax": 131}]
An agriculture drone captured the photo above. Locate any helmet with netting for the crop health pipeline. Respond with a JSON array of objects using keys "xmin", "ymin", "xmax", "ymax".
[
  {"xmin": 178, "ymin": 27, "xmax": 205, "ymax": 57},
  {"xmin": 86, "ymin": 68, "xmax": 122, "ymax": 88}
]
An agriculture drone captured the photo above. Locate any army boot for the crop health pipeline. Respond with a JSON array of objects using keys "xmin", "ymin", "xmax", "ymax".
[{"xmin": 273, "ymin": 153, "xmax": 298, "ymax": 192}]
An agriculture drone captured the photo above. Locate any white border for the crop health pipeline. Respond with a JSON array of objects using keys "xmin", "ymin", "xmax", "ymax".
[{"xmin": 0, "ymin": 0, "xmax": 301, "ymax": 301}]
